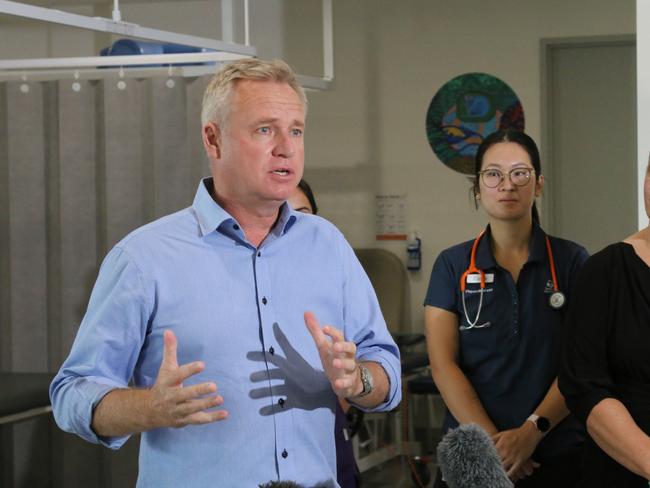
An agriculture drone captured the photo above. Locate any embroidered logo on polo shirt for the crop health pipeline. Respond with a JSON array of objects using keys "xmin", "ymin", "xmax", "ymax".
[{"xmin": 544, "ymin": 280, "xmax": 554, "ymax": 294}]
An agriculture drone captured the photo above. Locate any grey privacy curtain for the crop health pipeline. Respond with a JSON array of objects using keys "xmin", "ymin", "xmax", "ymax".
[{"xmin": 0, "ymin": 74, "xmax": 210, "ymax": 487}]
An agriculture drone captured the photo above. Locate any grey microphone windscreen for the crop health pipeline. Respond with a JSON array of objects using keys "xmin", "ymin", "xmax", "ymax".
[{"xmin": 436, "ymin": 423, "xmax": 513, "ymax": 488}]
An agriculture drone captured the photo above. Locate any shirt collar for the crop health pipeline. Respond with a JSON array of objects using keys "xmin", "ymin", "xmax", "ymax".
[
  {"xmin": 192, "ymin": 177, "xmax": 297, "ymax": 238},
  {"xmin": 192, "ymin": 178, "xmax": 233, "ymax": 237},
  {"xmin": 271, "ymin": 201, "xmax": 298, "ymax": 237},
  {"xmin": 474, "ymin": 221, "xmax": 547, "ymax": 269}
]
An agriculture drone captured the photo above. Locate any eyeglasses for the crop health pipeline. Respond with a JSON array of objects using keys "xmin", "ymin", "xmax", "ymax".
[{"xmin": 478, "ymin": 167, "xmax": 535, "ymax": 188}]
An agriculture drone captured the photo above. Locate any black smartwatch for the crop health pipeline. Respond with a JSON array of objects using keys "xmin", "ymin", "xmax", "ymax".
[{"xmin": 527, "ymin": 414, "xmax": 551, "ymax": 434}]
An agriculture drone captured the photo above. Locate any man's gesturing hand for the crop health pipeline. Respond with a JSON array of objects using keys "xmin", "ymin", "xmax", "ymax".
[
  {"xmin": 149, "ymin": 330, "xmax": 228, "ymax": 429},
  {"xmin": 304, "ymin": 312, "xmax": 361, "ymax": 399}
]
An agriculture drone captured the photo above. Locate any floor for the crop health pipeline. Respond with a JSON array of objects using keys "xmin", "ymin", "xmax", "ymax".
[
  {"xmin": 360, "ymin": 455, "xmax": 437, "ymax": 488},
  {"xmin": 346, "ymin": 392, "xmax": 446, "ymax": 488}
]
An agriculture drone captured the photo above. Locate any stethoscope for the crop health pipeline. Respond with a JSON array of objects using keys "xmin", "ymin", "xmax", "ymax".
[{"xmin": 460, "ymin": 230, "xmax": 565, "ymax": 330}]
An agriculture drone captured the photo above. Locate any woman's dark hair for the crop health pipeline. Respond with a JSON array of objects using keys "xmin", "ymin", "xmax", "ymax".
[
  {"xmin": 297, "ymin": 179, "xmax": 318, "ymax": 215},
  {"xmin": 473, "ymin": 129, "xmax": 541, "ymax": 223}
]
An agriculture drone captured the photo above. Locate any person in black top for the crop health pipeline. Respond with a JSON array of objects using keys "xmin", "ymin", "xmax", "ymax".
[
  {"xmin": 425, "ymin": 130, "xmax": 588, "ymax": 487},
  {"xmin": 560, "ymin": 159, "xmax": 650, "ymax": 487}
]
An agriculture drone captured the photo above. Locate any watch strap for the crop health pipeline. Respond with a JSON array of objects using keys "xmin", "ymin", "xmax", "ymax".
[
  {"xmin": 353, "ymin": 363, "xmax": 373, "ymax": 398},
  {"xmin": 526, "ymin": 413, "xmax": 550, "ymax": 434}
]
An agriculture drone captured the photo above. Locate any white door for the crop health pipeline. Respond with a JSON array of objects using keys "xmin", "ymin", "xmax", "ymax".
[{"xmin": 543, "ymin": 37, "xmax": 637, "ymax": 254}]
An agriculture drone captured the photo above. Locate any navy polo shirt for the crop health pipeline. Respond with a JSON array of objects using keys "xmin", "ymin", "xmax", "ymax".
[{"xmin": 425, "ymin": 222, "xmax": 588, "ymax": 460}]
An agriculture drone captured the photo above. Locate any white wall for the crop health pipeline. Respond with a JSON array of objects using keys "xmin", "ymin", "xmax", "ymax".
[
  {"xmin": 299, "ymin": 0, "xmax": 635, "ymax": 331},
  {"xmin": 0, "ymin": 5, "xmax": 96, "ymax": 58},
  {"xmin": 638, "ymin": 0, "xmax": 650, "ymax": 230},
  {"xmin": 0, "ymin": 0, "xmax": 637, "ymax": 331}
]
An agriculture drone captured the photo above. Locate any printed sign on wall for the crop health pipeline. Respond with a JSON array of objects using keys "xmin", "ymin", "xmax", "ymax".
[{"xmin": 375, "ymin": 194, "xmax": 407, "ymax": 240}]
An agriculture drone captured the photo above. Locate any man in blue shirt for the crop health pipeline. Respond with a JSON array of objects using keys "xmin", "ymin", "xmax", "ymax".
[{"xmin": 50, "ymin": 59, "xmax": 401, "ymax": 488}]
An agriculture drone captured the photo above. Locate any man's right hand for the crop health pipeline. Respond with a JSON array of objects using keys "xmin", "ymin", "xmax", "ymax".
[
  {"xmin": 148, "ymin": 330, "xmax": 228, "ymax": 429},
  {"xmin": 91, "ymin": 330, "xmax": 227, "ymax": 437}
]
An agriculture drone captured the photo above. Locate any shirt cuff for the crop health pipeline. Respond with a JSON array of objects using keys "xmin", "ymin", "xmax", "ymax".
[
  {"xmin": 355, "ymin": 353, "xmax": 402, "ymax": 412},
  {"xmin": 55, "ymin": 377, "xmax": 132, "ymax": 449}
]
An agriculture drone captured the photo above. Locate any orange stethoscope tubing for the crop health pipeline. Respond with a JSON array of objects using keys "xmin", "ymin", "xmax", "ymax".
[{"xmin": 460, "ymin": 230, "xmax": 565, "ymax": 330}]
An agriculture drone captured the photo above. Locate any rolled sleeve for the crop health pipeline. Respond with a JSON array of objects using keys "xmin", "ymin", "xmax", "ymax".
[
  {"xmin": 49, "ymin": 246, "xmax": 151, "ymax": 448},
  {"xmin": 50, "ymin": 376, "xmax": 129, "ymax": 448},
  {"xmin": 339, "ymin": 238, "xmax": 402, "ymax": 412},
  {"xmin": 357, "ymin": 346, "xmax": 402, "ymax": 411}
]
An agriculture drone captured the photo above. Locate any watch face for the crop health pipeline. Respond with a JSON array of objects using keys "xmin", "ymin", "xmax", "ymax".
[{"xmin": 537, "ymin": 416, "xmax": 551, "ymax": 433}]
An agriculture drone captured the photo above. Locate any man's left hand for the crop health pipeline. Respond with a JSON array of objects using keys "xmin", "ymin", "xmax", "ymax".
[{"xmin": 304, "ymin": 311, "xmax": 361, "ymax": 399}]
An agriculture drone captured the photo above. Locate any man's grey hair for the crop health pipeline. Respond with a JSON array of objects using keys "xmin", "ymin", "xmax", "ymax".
[{"xmin": 201, "ymin": 58, "xmax": 307, "ymax": 129}]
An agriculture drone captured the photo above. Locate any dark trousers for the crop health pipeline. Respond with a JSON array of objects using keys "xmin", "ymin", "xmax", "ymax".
[
  {"xmin": 335, "ymin": 403, "xmax": 360, "ymax": 488},
  {"xmin": 433, "ymin": 447, "xmax": 583, "ymax": 488}
]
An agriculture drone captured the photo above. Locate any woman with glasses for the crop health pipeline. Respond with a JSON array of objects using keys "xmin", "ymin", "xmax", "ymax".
[{"xmin": 425, "ymin": 130, "xmax": 588, "ymax": 487}]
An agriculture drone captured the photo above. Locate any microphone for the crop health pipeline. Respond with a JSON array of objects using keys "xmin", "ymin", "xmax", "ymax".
[{"xmin": 436, "ymin": 423, "xmax": 513, "ymax": 488}]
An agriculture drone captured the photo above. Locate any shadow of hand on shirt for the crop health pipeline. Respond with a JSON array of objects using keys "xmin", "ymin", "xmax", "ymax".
[{"xmin": 247, "ymin": 322, "xmax": 335, "ymax": 416}]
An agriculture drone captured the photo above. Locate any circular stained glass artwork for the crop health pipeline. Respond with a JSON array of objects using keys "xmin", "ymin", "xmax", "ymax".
[{"xmin": 425, "ymin": 72, "xmax": 525, "ymax": 175}]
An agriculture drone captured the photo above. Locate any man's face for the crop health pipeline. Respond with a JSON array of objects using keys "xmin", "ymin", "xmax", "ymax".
[{"xmin": 206, "ymin": 80, "xmax": 305, "ymax": 210}]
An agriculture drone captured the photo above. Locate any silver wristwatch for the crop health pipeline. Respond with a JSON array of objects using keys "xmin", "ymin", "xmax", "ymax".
[{"xmin": 355, "ymin": 363, "xmax": 374, "ymax": 398}]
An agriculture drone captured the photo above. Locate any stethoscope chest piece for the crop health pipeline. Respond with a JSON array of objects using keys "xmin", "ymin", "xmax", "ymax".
[{"xmin": 549, "ymin": 291, "xmax": 566, "ymax": 309}]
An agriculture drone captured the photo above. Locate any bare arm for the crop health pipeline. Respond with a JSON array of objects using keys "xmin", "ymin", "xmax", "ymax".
[
  {"xmin": 585, "ymin": 398, "xmax": 650, "ymax": 480},
  {"xmin": 92, "ymin": 330, "xmax": 227, "ymax": 437},
  {"xmin": 424, "ymin": 305, "xmax": 497, "ymax": 435},
  {"xmin": 493, "ymin": 378, "xmax": 569, "ymax": 479}
]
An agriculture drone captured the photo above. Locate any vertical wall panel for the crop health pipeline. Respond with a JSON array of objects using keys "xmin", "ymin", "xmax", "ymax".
[
  {"xmin": 187, "ymin": 76, "xmax": 211, "ymax": 186},
  {"xmin": 13, "ymin": 417, "xmax": 51, "ymax": 487},
  {"xmin": 151, "ymin": 77, "xmax": 192, "ymax": 217},
  {"xmin": 57, "ymin": 80, "xmax": 99, "ymax": 361},
  {"xmin": 5, "ymin": 80, "xmax": 50, "ymax": 486},
  {"xmin": 57, "ymin": 79, "xmax": 105, "ymax": 488},
  {"xmin": 12, "ymin": 81, "xmax": 59, "ymax": 487},
  {"xmin": 1, "ymin": 73, "xmax": 210, "ymax": 487},
  {"xmin": 140, "ymin": 80, "xmax": 155, "ymax": 225},
  {"xmin": 0, "ymin": 83, "xmax": 11, "ymax": 372},
  {"xmin": 60, "ymin": 432, "xmax": 103, "ymax": 488},
  {"xmin": 6, "ymin": 81, "xmax": 48, "ymax": 373},
  {"xmin": 0, "ymin": 75, "xmax": 13, "ymax": 488},
  {"xmin": 102, "ymin": 79, "xmax": 149, "ymax": 249}
]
